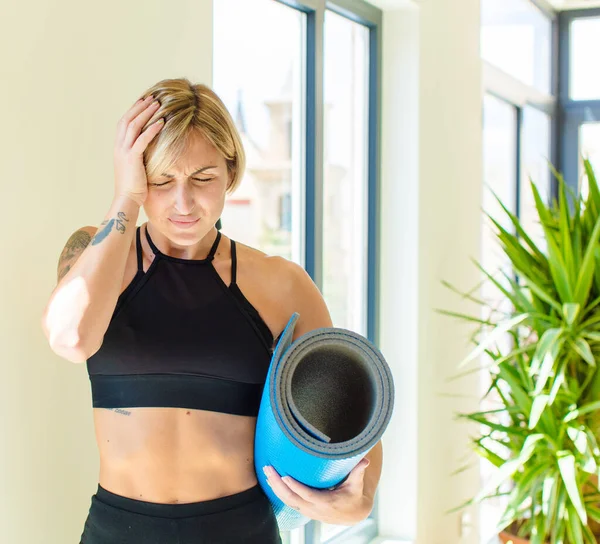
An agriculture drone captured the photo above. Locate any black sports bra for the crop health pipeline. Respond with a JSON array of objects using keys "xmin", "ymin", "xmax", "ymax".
[{"xmin": 85, "ymin": 224, "xmax": 276, "ymax": 416}]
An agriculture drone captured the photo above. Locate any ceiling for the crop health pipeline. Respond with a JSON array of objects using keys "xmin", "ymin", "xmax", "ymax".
[{"xmin": 546, "ymin": 0, "xmax": 600, "ymax": 9}]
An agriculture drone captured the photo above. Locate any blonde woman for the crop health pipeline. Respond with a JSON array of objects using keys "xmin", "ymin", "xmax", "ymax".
[{"xmin": 42, "ymin": 78, "xmax": 382, "ymax": 543}]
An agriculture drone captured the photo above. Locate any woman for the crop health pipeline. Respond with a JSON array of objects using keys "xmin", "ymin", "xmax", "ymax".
[{"xmin": 42, "ymin": 78, "xmax": 382, "ymax": 544}]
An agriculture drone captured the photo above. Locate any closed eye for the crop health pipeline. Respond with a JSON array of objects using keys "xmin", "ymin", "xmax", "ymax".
[{"xmin": 151, "ymin": 178, "xmax": 212, "ymax": 187}]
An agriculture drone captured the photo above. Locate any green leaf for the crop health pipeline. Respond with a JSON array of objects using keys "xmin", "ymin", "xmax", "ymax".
[
  {"xmin": 574, "ymin": 212, "xmax": 600, "ymax": 305},
  {"xmin": 529, "ymin": 394, "xmax": 550, "ymax": 429},
  {"xmin": 434, "ymin": 308, "xmax": 494, "ymax": 326},
  {"xmin": 557, "ymin": 451, "xmax": 587, "ymax": 525},
  {"xmin": 462, "ymin": 413, "xmax": 528, "ymax": 438},
  {"xmin": 542, "ymin": 474, "xmax": 556, "ymax": 519},
  {"xmin": 545, "ymin": 231, "xmax": 574, "ymax": 303},
  {"xmin": 587, "ymin": 504, "xmax": 600, "ymax": 523},
  {"xmin": 558, "ymin": 179, "xmax": 577, "ymax": 287},
  {"xmin": 562, "ymin": 303, "xmax": 580, "ymax": 326},
  {"xmin": 548, "ymin": 358, "xmax": 567, "ymax": 405},
  {"xmin": 457, "ymin": 313, "xmax": 529, "ymax": 368},
  {"xmin": 520, "ymin": 433, "xmax": 546, "ymax": 463},
  {"xmin": 474, "ymin": 442, "xmax": 506, "ymax": 468},
  {"xmin": 535, "ymin": 336, "xmax": 566, "ymax": 395},
  {"xmin": 440, "ymin": 278, "xmax": 488, "ymax": 306},
  {"xmin": 498, "ymin": 362, "xmax": 533, "ymax": 414},
  {"xmin": 531, "ymin": 178, "xmax": 553, "ymax": 226},
  {"xmin": 474, "ymin": 457, "xmax": 522, "ymax": 502},
  {"xmin": 582, "ymin": 330, "xmax": 600, "ymax": 343},
  {"xmin": 518, "ymin": 271, "xmax": 563, "ymax": 313},
  {"xmin": 565, "ymin": 503, "xmax": 584, "ymax": 544},
  {"xmin": 488, "ymin": 214, "xmax": 544, "ymax": 275},
  {"xmin": 572, "ymin": 337, "xmax": 596, "ymax": 367},
  {"xmin": 564, "ymin": 400, "xmax": 600, "ymax": 422},
  {"xmin": 530, "ymin": 327, "xmax": 563, "ymax": 376},
  {"xmin": 584, "ymin": 157, "xmax": 600, "ymax": 214},
  {"xmin": 491, "ymin": 185, "xmax": 548, "ymax": 264},
  {"xmin": 566, "ymin": 426, "xmax": 588, "ymax": 455},
  {"xmin": 582, "ymin": 524, "xmax": 597, "ymax": 544}
]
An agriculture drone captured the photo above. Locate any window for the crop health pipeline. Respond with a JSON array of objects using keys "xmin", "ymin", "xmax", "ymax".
[
  {"xmin": 481, "ymin": 0, "xmax": 552, "ymax": 93},
  {"xmin": 570, "ymin": 17, "xmax": 600, "ymax": 101},
  {"xmin": 322, "ymin": 10, "xmax": 370, "ymax": 336},
  {"xmin": 521, "ymin": 105, "xmax": 551, "ymax": 250},
  {"xmin": 559, "ymin": 10, "xmax": 600, "ymax": 197},
  {"xmin": 578, "ymin": 123, "xmax": 600, "ymax": 201}
]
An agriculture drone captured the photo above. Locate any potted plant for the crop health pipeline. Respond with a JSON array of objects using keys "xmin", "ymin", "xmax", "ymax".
[{"xmin": 443, "ymin": 159, "xmax": 600, "ymax": 543}]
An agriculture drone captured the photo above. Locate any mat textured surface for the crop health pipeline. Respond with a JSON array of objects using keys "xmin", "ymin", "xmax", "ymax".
[{"xmin": 254, "ymin": 312, "xmax": 395, "ymax": 531}]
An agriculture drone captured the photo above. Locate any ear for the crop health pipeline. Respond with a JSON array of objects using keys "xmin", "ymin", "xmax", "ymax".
[{"xmin": 226, "ymin": 167, "xmax": 235, "ymax": 192}]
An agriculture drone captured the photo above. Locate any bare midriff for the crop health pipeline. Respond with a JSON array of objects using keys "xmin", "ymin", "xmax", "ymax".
[{"xmin": 94, "ymin": 407, "xmax": 258, "ymax": 504}]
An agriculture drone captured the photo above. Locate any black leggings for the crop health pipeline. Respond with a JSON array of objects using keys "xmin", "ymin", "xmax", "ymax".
[{"xmin": 79, "ymin": 483, "xmax": 282, "ymax": 544}]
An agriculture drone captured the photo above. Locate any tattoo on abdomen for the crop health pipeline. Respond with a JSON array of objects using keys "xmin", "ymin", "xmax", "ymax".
[
  {"xmin": 91, "ymin": 212, "xmax": 130, "ymax": 245},
  {"xmin": 109, "ymin": 408, "xmax": 132, "ymax": 416}
]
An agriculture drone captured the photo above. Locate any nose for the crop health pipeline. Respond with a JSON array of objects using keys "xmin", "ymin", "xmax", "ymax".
[{"xmin": 173, "ymin": 182, "xmax": 196, "ymax": 215}]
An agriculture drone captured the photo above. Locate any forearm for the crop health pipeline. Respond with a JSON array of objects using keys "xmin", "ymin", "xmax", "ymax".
[{"xmin": 43, "ymin": 196, "xmax": 140, "ymax": 360}]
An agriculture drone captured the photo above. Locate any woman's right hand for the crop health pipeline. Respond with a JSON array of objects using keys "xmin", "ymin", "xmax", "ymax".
[{"xmin": 113, "ymin": 95, "xmax": 164, "ymax": 206}]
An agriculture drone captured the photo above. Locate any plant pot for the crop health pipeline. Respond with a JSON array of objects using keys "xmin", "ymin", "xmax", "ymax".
[{"xmin": 499, "ymin": 530, "xmax": 530, "ymax": 544}]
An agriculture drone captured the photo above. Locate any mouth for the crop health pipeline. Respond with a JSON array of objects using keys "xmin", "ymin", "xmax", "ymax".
[{"xmin": 169, "ymin": 218, "xmax": 200, "ymax": 228}]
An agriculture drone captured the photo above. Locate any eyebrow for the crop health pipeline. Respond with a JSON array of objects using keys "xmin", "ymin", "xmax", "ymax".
[{"xmin": 160, "ymin": 166, "xmax": 218, "ymax": 178}]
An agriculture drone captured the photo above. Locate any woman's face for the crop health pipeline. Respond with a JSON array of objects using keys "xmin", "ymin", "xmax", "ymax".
[{"xmin": 143, "ymin": 130, "xmax": 229, "ymax": 245}]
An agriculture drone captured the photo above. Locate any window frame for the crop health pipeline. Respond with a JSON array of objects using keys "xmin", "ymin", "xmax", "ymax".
[
  {"xmin": 483, "ymin": 0, "xmax": 558, "ymax": 217},
  {"xmin": 271, "ymin": 1, "xmax": 382, "ymax": 542},
  {"xmin": 558, "ymin": 7, "xmax": 600, "ymax": 196}
]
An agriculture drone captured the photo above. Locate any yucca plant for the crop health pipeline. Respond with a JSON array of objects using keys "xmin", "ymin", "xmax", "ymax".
[{"xmin": 444, "ymin": 159, "xmax": 600, "ymax": 543}]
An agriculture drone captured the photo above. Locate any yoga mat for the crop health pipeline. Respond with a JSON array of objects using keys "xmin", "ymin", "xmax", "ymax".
[{"xmin": 254, "ymin": 312, "xmax": 395, "ymax": 531}]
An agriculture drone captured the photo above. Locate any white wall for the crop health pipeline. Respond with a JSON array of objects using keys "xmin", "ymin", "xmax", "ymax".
[
  {"xmin": 375, "ymin": 0, "xmax": 483, "ymax": 542},
  {"xmin": 1, "ymin": 1, "xmax": 212, "ymax": 542}
]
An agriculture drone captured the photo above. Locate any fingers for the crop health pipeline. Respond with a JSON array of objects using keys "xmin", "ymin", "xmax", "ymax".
[
  {"xmin": 131, "ymin": 118, "xmax": 164, "ymax": 155},
  {"xmin": 344, "ymin": 458, "xmax": 370, "ymax": 490},
  {"xmin": 280, "ymin": 476, "xmax": 323, "ymax": 503},
  {"xmin": 123, "ymin": 98, "xmax": 162, "ymax": 150},
  {"xmin": 116, "ymin": 95, "xmax": 154, "ymax": 147},
  {"xmin": 263, "ymin": 466, "xmax": 309, "ymax": 511}
]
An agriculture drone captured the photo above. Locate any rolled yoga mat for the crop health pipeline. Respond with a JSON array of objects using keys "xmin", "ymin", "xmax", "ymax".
[{"xmin": 254, "ymin": 312, "xmax": 395, "ymax": 531}]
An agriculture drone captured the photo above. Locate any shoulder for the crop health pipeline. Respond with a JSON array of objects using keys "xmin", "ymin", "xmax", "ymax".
[{"xmin": 234, "ymin": 240, "xmax": 333, "ymax": 340}]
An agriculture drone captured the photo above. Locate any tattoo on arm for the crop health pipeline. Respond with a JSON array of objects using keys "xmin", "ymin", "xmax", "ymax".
[
  {"xmin": 58, "ymin": 264, "xmax": 71, "ymax": 282},
  {"xmin": 92, "ymin": 212, "xmax": 129, "ymax": 245},
  {"xmin": 56, "ymin": 211, "xmax": 131, "ymax": 282},
  {"xmin": 57, "ymin": 230, "xmax": 92, "ymax": 282}
]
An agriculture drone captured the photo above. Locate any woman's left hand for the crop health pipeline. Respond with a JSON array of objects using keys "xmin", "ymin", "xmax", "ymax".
[{"xmin": 262, "ymin": 457, "xmax": 373, "ymax": 526}]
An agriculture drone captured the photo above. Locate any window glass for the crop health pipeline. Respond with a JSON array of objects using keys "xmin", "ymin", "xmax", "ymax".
[
  {"xmin": 481, "ymin": 0, "xmax": 551, "ymax": 93},
  {"xmin": 579, "ymin": 123, "xmax": 600, "ymax": 201},
  {"xmin": 570, "ymin": 17, "xmax": 600, "ymax": 101},
  {"xmin": 521, "ymin": 106, "xmax": 551, "ymax": 252},
  {"xmin": 214, "ymin": 0, "xmax": 306, "ymax": 264},
  {"xmin": 321, "ymin": 9, "xmax": 370, "ymax": 339}
]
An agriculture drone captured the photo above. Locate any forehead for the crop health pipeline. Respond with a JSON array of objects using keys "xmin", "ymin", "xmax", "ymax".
[{"xmin": 167, "ymin": 131, "xmax": 224, "ymax": 173}]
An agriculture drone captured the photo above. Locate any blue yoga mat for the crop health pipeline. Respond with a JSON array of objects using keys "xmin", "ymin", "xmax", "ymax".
[{"xmin": 254, "ymin": 312, "xmax": 395, "ymax": 531}]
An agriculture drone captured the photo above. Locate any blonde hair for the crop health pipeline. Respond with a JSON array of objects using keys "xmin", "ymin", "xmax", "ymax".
[{"xmin": 138, "ymin": 78, "xmax": 245, "ymax": 194}]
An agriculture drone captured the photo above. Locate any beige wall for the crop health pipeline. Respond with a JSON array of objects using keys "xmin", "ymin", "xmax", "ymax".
[{"xmin": 1, "ymin": 1, "xmax": 212, "ymax": 542}]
